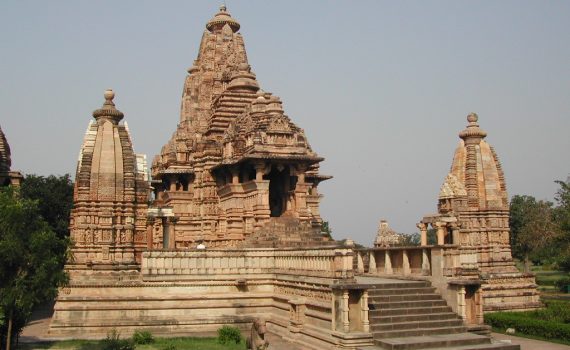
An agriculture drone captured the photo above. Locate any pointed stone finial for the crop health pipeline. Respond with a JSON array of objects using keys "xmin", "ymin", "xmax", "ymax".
[
  {"xmin": 93, "ymin": 89, "xmax": 124, "ymax": 124},
  {"xmin": 459, "ymin": 112, "xmax": 487, "ymax": 142}
]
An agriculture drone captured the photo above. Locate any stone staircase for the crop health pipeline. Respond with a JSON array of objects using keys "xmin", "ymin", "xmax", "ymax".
[{"xmin": 358, "ymin": 280, "xmax": 519, "ymax": 350}]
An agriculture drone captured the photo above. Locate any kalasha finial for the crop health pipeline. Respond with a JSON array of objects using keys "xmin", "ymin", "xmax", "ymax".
[
  {"xmin": 104, "ymin": 89, "xmax": 115, "ymax": 102},
  {"xmin": 220, "ymin": 4, "xmax": 227, "ymax": 12},
  {"xmin": 459, "ymin": 112, "xmax": 487, "ymax": 141},
  {"xmin": 93, "ymin": 88, "xmax": 124, "ymax": 123}
]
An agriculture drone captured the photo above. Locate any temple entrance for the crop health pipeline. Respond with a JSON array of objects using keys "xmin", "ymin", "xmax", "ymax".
[{"xmin": 267, "ymin": 166, "xmax": 287, "ymax": 217}]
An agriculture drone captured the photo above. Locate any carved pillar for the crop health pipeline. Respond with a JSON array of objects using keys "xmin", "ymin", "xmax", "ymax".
[
  {"xmin": 450, "ymin": 222, "xmax": 460, "ymax": 245},
  {"xmin": 167, "ymin": 217, "xmax": 178, "ymax": 249},
  {"xmin": 422, "ymin": 248, "xmax": 431, "ymax": 275},
  {"xmin": 342, "ymin": 290, "xmax": 350, "ymax": 333},
  {"xmin": 254, "ymin": 162, "xmax": 265, "ymax": 181},
  {"xmin": 385, "ymin": 250, "xmax": 393, "ymax": 274},
  {"xmin": 403, "ymin": 250, "xmax": 411, "ymax": 275},
  {"xmin": 231, "ymin": 167, "xmax": 239, "ymax": 185},
  {"xmin": 458, "ymin": 286, "xmax": 467, "ymax": 321},
  {"xmin": 357, "ymin": 252, "xmax": 364, "ymax": 273},
  {"xmin": 369, "ymin": 251, "xmax": 377, "ymax": 274},
  {"xmin": 433, "ymin": 221, "xmax": 446, "ymax": 245},
  {"xmin": 361, "ymin": 290, "xmax": 370, "ymax": 333},
  {"xmin": 417, "ymin": 222, "xmax": 428, "ymax": 246}
]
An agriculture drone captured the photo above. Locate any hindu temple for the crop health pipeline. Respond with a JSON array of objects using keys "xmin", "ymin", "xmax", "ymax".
[
  {"xmin": 0, "ymin": 126, "xmax": 23, "ymax": 187},
  {"xmin": 48, "ymin": 6, "xmax": 536, "ymax": 350}
]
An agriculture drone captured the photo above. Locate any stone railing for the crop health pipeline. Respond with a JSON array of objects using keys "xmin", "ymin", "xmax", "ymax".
[
  {"xmin": 356, "ymin": 246, "xmax": 431, "ymax": 276},
  {"xmin": 356, "ymin": 245, "xmax": 481, "ymax": 279},
  {"xmin": 142, "ymin": 247, "xmax": 354, "ymax": 280}
]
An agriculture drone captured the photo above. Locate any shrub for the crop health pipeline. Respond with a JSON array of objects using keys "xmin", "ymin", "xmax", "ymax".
[
  {"xmin": 161, "ymin": 344, "xmax": 177, "ymax": 350},
  {"xmin": 217, "ymin": 325, "xmax": 242, "ymax": 344},
  {"xmin": 101, "ymin": 329, "xmax": 136, "ymax": 350},
  {"xmin": 132, "ymin": 329, "xmax": 155, "ymax": 344},
  {"xmin": 554, "ymin": 277, "xmax": 570, "ymax": 292},
  {"xmin": 485, "ymin": 312, "xmax": 570, "ymax": 342}
]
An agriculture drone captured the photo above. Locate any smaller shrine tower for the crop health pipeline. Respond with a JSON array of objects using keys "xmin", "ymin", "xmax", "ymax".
[
  {"xmin": 0, "ymin": 126, "xmax": 23, "ymax": 187},
  {"xmin": 419, "ymin": 113, "xmax": 540, "ymax": 311},
  {"xmin": 68, "ymin": 90, "xmax": 149, "ymax": 275}
]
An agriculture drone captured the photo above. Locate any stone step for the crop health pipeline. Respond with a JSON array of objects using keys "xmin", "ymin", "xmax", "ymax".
[
  {"xmin": 369, "ymin": 305, "xmax": 453, "ymax": 317},
  {"xmin": 372, "ymin": 326, "xmax": 467, "ymax": 340},
  {"xmin": 373, "ymin": 299, "xmax": 449, "ymax": 309},
  {"xmin": 369, "ymin": 281, "xmax": 431, "ymax": 289},
  {"xmin": 371, "ymin": 319, "xmax": 464, "ymax": 332},
  {"xmin": 369, "ymin": 294, "xmax": 443, "ymax": 302},
  {"xmin": 370, "ymin": 312, "xmax": 460, "ymax": 324},
  {"xmin": 372, "ymin": 325, "xmax": 467, "ymax": 339},
  {"xmin": 368, "ymin": 333, "xmax": 496, "ymax": 350},
  {"xmin": 368, "ymin": 287, "xmax": 436, "ymax": 296}
]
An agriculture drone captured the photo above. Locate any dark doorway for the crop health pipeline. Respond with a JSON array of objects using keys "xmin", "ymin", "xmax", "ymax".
[{"xmin": 267, "ymin": 166, "xmax": 287, "ymax": 217}]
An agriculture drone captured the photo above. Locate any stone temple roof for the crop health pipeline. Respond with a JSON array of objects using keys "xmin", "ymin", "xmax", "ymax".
[
  {"xmin": 0, "ymin": 126, "xmax": 11, "ymax": 172},
  {"xmin": 446, "ymin": 113, "xmax": 508, "ymax": 210}
]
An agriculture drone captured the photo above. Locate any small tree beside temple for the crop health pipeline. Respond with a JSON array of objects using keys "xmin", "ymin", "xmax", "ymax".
[{"xmin": 0, "ymin": 188, "xmax": 68, "ymax": 350}]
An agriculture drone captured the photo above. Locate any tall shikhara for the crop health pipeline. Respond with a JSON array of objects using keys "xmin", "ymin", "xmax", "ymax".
[
  {"xmin": 69, "ymin": 90, "xmax": 149, "ymax": 272},
  {"xmin": 422, "ymin": 113, "xmax": 540, "ymax": 312},
  {"xmin": 151, "ymin": 6, "xmax": 330, "ymax": 248}
]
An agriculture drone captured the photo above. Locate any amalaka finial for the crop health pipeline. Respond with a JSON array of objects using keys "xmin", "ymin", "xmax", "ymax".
[
  {"xmin": 93, "ymin": 88, "xmax": 124, "ymax": 123},
  {"xmin": 459, "ymin": 112, "xmax": 486, "ymax": 142},
  {"xmin": 104, "ymin": 89, "xmax": 115, "ymax": 102}
]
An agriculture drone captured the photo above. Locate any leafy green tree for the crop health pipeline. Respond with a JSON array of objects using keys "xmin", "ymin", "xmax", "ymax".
[
  {"xmin": 509, "ymin": 195, "xmax": 560, "ymax": 272},
  {"xmin": 321, "ymin": 221, "xmax": 333, "ymax": 240},
  {"xmin": 20, "ymin": 174, "xmax": 73, "ymax": 239},
  {"xmin": 0, "ymin": 188, "xmax": 68, "ymax": 350},
  {"xmin": 553, "ymin": 178, "xmax": 570, "ymax": 271}
]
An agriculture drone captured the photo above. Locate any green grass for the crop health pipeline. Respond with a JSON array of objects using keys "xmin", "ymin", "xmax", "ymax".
[{"xmin": 17, "ymin": 337, "xmax": 245, "ymax": 350}]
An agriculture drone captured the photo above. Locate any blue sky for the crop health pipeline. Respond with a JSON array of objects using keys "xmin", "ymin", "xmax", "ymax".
[{"xmin": 1, "ymin": 1, "xmax": 569, "ymax": 244}]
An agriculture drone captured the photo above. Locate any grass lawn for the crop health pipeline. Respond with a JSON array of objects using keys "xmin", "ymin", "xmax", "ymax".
[
  {"xmin": 17, "ymin": 337, "xmax": 245, "ymax": 350},
  {"xmin": 485, "ymin": 299, "xmax": 570, "ymax": 345}
]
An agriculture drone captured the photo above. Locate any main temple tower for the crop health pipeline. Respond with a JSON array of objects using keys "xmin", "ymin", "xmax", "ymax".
[{"xmin": 151, "ymin": 6, "xmax": 330, "ymax": 248}]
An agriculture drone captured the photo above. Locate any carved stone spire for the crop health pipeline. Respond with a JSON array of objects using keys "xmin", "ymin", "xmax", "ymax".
[
  {"xmin": 0, "ymin": 126, "xmax": 11, "ymax": 172},
  {"xmin": 206, "ymin": 5, "xmax": 241, "ymax": 33}
]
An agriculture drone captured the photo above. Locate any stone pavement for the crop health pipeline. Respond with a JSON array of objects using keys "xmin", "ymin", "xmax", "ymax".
[{"xmin": 491, "ymin": 332, "xmax": 570, "ymax": 350}]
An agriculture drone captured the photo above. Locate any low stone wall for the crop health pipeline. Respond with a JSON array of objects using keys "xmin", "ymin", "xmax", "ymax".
[{"xmin": 50, "ymin": 247, "xmax": 370, "ymax": 349}]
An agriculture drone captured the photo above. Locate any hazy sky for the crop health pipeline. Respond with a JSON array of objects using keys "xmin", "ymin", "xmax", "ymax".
[{"xmin": 1, "ymin": 1, "xmax": 569, "ymax": 245}]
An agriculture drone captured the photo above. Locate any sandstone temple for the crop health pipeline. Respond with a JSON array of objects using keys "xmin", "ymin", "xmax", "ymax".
[
  {"xmin": 47, "ymin": 6, "xmax": 538, "ymax": 350},
  {"xmin": 0, "ymin": 126, "xmax": 23, "ymax": 187}
]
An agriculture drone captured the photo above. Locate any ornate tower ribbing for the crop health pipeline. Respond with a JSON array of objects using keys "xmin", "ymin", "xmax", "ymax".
[
  {"xmin": 68, "ymin": 90, "xmax": 149, "ymax": 273},
  {"xmin": 0, "ymin": 126, "xmax": 23, "ymax": 187},
  {"xmin": 422, "ymin": 113, "xmax": 540, "ymax": 311},
  {"xmin": 151, "ymin": 6, "xmax": 331, "ymax": 248}
]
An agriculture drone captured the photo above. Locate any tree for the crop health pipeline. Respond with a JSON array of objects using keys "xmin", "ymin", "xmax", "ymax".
[
  {"xmin": 0, "ymin": 188, "xmax": 68, "ymax": 350},
  {"xmin": 20, "ymin": 174, "xmax": 73, "ymax": 239},
  {"xmin": 509, "ymin": 195, "xmax": 560, "ymax": 272},
  {"xmin": 553, "ymin": 178, "xmax": 570, "ymax": 271},
  {"xmin": 321, "ymin": 221, "xmax": 333, "ymax": 240}
]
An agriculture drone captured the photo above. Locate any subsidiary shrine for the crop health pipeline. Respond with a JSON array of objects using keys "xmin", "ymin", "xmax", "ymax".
[{"xmin": 43, "ymin": 6, "xmax": 539, "ymax": 350}]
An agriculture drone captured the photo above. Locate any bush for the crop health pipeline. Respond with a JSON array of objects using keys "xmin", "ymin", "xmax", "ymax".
[
  {"xmin": 217, "ymin": 325, "xmax": 242, "ymax": 344},
  {"xmin": 132, "ymin": 329, "xmax": 154, "ymax": 344},
  {"xmin": 101, "ymin": 329, "xmax": 136, "ymax": 350},
  {"xmin": 554, "ymin": 277, "xmax": 570, "ymax": 292},
  {"xmin": 161, "ymin": 344, "xmax": 177, "ymax": 350},
  {"xmin": 485, "ymin": 312, "xmax": 570, "ymax": 342}
]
